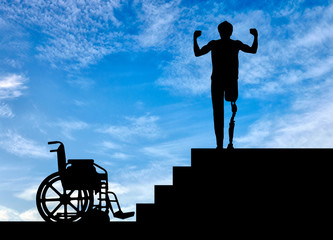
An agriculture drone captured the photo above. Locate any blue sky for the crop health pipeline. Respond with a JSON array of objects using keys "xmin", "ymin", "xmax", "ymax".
[{"xmin": 0, "ymin": 0, "xmax": 333, "ymax": 220}]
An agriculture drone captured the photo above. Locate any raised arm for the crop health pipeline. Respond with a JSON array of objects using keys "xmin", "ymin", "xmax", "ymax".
[
  {"xmin": 240, "ymin": 28, "xmax": 258, "ymax": 54},
  {"xmin": 193, "ymin": 30, "xmax": 211, "ymax": 57}
]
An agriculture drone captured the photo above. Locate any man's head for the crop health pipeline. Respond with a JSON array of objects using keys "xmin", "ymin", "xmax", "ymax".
[{"xmin": 218, "ymin": 21, "xmax": 233, "ymax": 38}]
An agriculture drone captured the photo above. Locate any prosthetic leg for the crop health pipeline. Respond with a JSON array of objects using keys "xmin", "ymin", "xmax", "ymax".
[{"xmin": 227, "ymin": 102, "xmax": 237, "ymax": 150}]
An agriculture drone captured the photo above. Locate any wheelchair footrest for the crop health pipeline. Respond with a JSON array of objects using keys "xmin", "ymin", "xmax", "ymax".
[{"xmin": 113, "ymin": 210, "xmax": 135, "ymax": 219}]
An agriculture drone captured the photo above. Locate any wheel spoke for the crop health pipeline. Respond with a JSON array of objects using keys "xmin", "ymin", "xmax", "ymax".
[
  {"xmin": 44, "ymin": 198, "xmax": 61, "ymax": 202},
  {"xmin": 68, "ymin": 201, "xmax": 79, "ymax": 212},
  {"xmin": 49, "ymin": 184, "xmax": 62, "ymax": 197},
  {"xmin": 67, "ymin": 189, "xmax": 75, "ymax": 196},
  {"xmin": 78, "ymin": 190, "xmax": 82, "ymax": 209},
  {"xmin": 68, "ymin": 197, "xmax": 85, "ymax": 201},
  {"xmin": 51, "ymin": 202, "xmax": 62, "ymax": 215},
  {"xmin": 64, "ymin": 203, "xmax": 67, "ymax": 220}
]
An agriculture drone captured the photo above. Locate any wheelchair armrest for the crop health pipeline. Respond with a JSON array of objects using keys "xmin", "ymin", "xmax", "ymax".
[{"xmin": 93, "ymin": 163, "xmax": 107, "ymax": 174}]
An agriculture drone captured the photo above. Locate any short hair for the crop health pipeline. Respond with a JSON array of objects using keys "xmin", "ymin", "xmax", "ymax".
[{"xmin": 218, "ymin": 21, "xmax": 233, "ymax": 37}]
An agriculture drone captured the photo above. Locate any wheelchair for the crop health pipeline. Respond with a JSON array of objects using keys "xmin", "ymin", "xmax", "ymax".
[{"xmin": 36, "ymin": 141, "xmax": 134, "ymax": 222}]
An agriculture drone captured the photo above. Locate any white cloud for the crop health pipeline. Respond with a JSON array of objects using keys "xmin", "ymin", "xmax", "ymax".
[
  {"xmin": 0, "ymin": 0, "xmax": 186, "ymax": 70},
  {"xmin": 109, "ymin": 182, "xmax": 129, "ymax": 195},
  {"xmin": 0, "ymin": 205, "xmax": 41, "ymax": 221},
  {"xmin": 67, "ymin": 77, "xmax": 95, "ymax": 89},
  {"xmin": 237, "ymin": 83, "xmax": 333, "ymax": 148},
  {"xmin": 98, "ymin": 114, "xmax": 160, "ymax": 141},
  {"xmin": 0, "ymin": 130, "xmax": 50, "ymax": 158},
  {"xmin": 142, "ymin": 137, "xmax": 193, "ymax": 164},
  {"xmin": 0, "ymin": 74, "xmax": 27, "ymax": 100},
  {"xmin": 133, "ymin": 0, "xmax": 181, "ymax": 49},
  {"xmin": 15, "ymin": 185, "xmax": 38, "ymax": 201},
  {"xmin": 237, "ymin": 108, "xmax": 333, "ymax": 148},
  {"xmin": 101, "ymin": 141, "xmax": 121, "ymax": 150},
  {"xmin": 53, "ymin": 119, "xmax": 89, "ymax": 140},
  {"xmin": 111, "ymin": 152, "xmax": 131, "ymax": 160},
  {"xmin": 0, "ymin": 0, "xmax": 124, "ymax": 70},
  {"xmin": 117, "ymin": 168, "xmax": 172, "ymax": 204},
  {"xmin": 0, "ymin": 205, "xmax": 21, "ymax": 221},
  {"xmin": 0, "ymin": 102, "xmax": 14, "ymax": 118},
  {"xmin": 87, "ymin": 140, "xmax": 134, "ymax": 161},
  {"xmin": 19, "ymin": 208, "xmax": 42, "ymax": 221},
  {"xmin": 249, "ymin": 3, "xmax": 333, "ymax": 96},
  {"xmin": 294, "ymin": 4, "xmax": 333, "ymax": 48},
  {"xmin": 157, "ymin": 51, "xmax": 212, "ymax": 95}
]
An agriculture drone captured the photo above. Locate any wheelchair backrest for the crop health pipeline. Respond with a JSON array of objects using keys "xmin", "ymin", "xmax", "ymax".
[
  {"xmin": 57, "ymin": 144, "xmax": 66, "ymax": 174},
  {"xmin": 48, "ymin": 141, "xmax": 66, "ymax": 174}
]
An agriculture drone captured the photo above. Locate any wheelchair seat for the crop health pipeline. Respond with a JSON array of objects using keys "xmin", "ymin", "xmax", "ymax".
[{"xmin": 63, "ymin": 159, "xmax": 101, "ymax": 190}]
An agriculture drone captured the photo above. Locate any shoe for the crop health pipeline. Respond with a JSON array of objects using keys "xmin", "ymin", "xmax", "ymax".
[{"xmin": 227, "ymin": 143, "xmax": 234, "ymax": 150}]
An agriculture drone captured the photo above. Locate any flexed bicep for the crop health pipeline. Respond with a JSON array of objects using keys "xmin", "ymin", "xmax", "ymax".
[
  {"xmin": 239, "ymin": 43, "xmax": 255, "ymax": 53},
  {"xmin": 193, "ymin": 33, "xmax": 213, "ymax": 57},
  {"xmin": 195, "ymin": 44, "xmax": 211, "ymax": 57},
  {"xmin": 239, "ymin": 29, "xmax": 258, "ymax": 54}
]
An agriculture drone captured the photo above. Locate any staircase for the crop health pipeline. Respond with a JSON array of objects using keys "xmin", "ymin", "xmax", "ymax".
[
  {"xmin": 136, "ymin": 148, "xmax": 332, "ymax": 229},
  {"xmin": 2, "ymin": 148, "xmax": 331, "ymax": 236}
]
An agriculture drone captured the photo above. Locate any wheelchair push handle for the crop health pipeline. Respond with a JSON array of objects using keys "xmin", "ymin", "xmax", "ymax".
[{"xmin": 48, "ymin": 141, "xmax": 64, "ymax": 152}]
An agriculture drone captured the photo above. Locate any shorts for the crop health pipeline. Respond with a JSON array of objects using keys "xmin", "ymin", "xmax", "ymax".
[{"xmin": 211, "ymin": 77, "xmax": 238, "ymax": 102}]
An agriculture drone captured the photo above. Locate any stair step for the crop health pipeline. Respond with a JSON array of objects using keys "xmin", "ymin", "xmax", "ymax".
[
  {"xmin": 135, "ymin": 203, "xmax": 156, "ymax": 222},
  {"xmin": 191, "ymin": 148, "xmax": 333, "ymax": 168},
  {"xmin": 172, "ymin": 166, "xmax": 192, "ymax": 186},
  {"xmin": 154, "ymin": 185, "xmax": 175, "ymax": 205}
]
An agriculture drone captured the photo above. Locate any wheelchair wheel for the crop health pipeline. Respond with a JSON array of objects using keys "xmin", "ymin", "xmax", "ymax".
[{"xmin": 36, "ymin": 172, "xmax": 93, "ymax": 222}]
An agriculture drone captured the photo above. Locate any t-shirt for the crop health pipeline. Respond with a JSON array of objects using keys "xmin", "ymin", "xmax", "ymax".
[{"xmin": 208, "ymin": 38, "xmax": 245, "ymax": 82}]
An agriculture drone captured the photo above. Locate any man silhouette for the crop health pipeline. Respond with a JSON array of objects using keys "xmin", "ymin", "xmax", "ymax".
[{"xmin": 194, "ymin": 21, "xmax": 258, "ymax": 149}]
